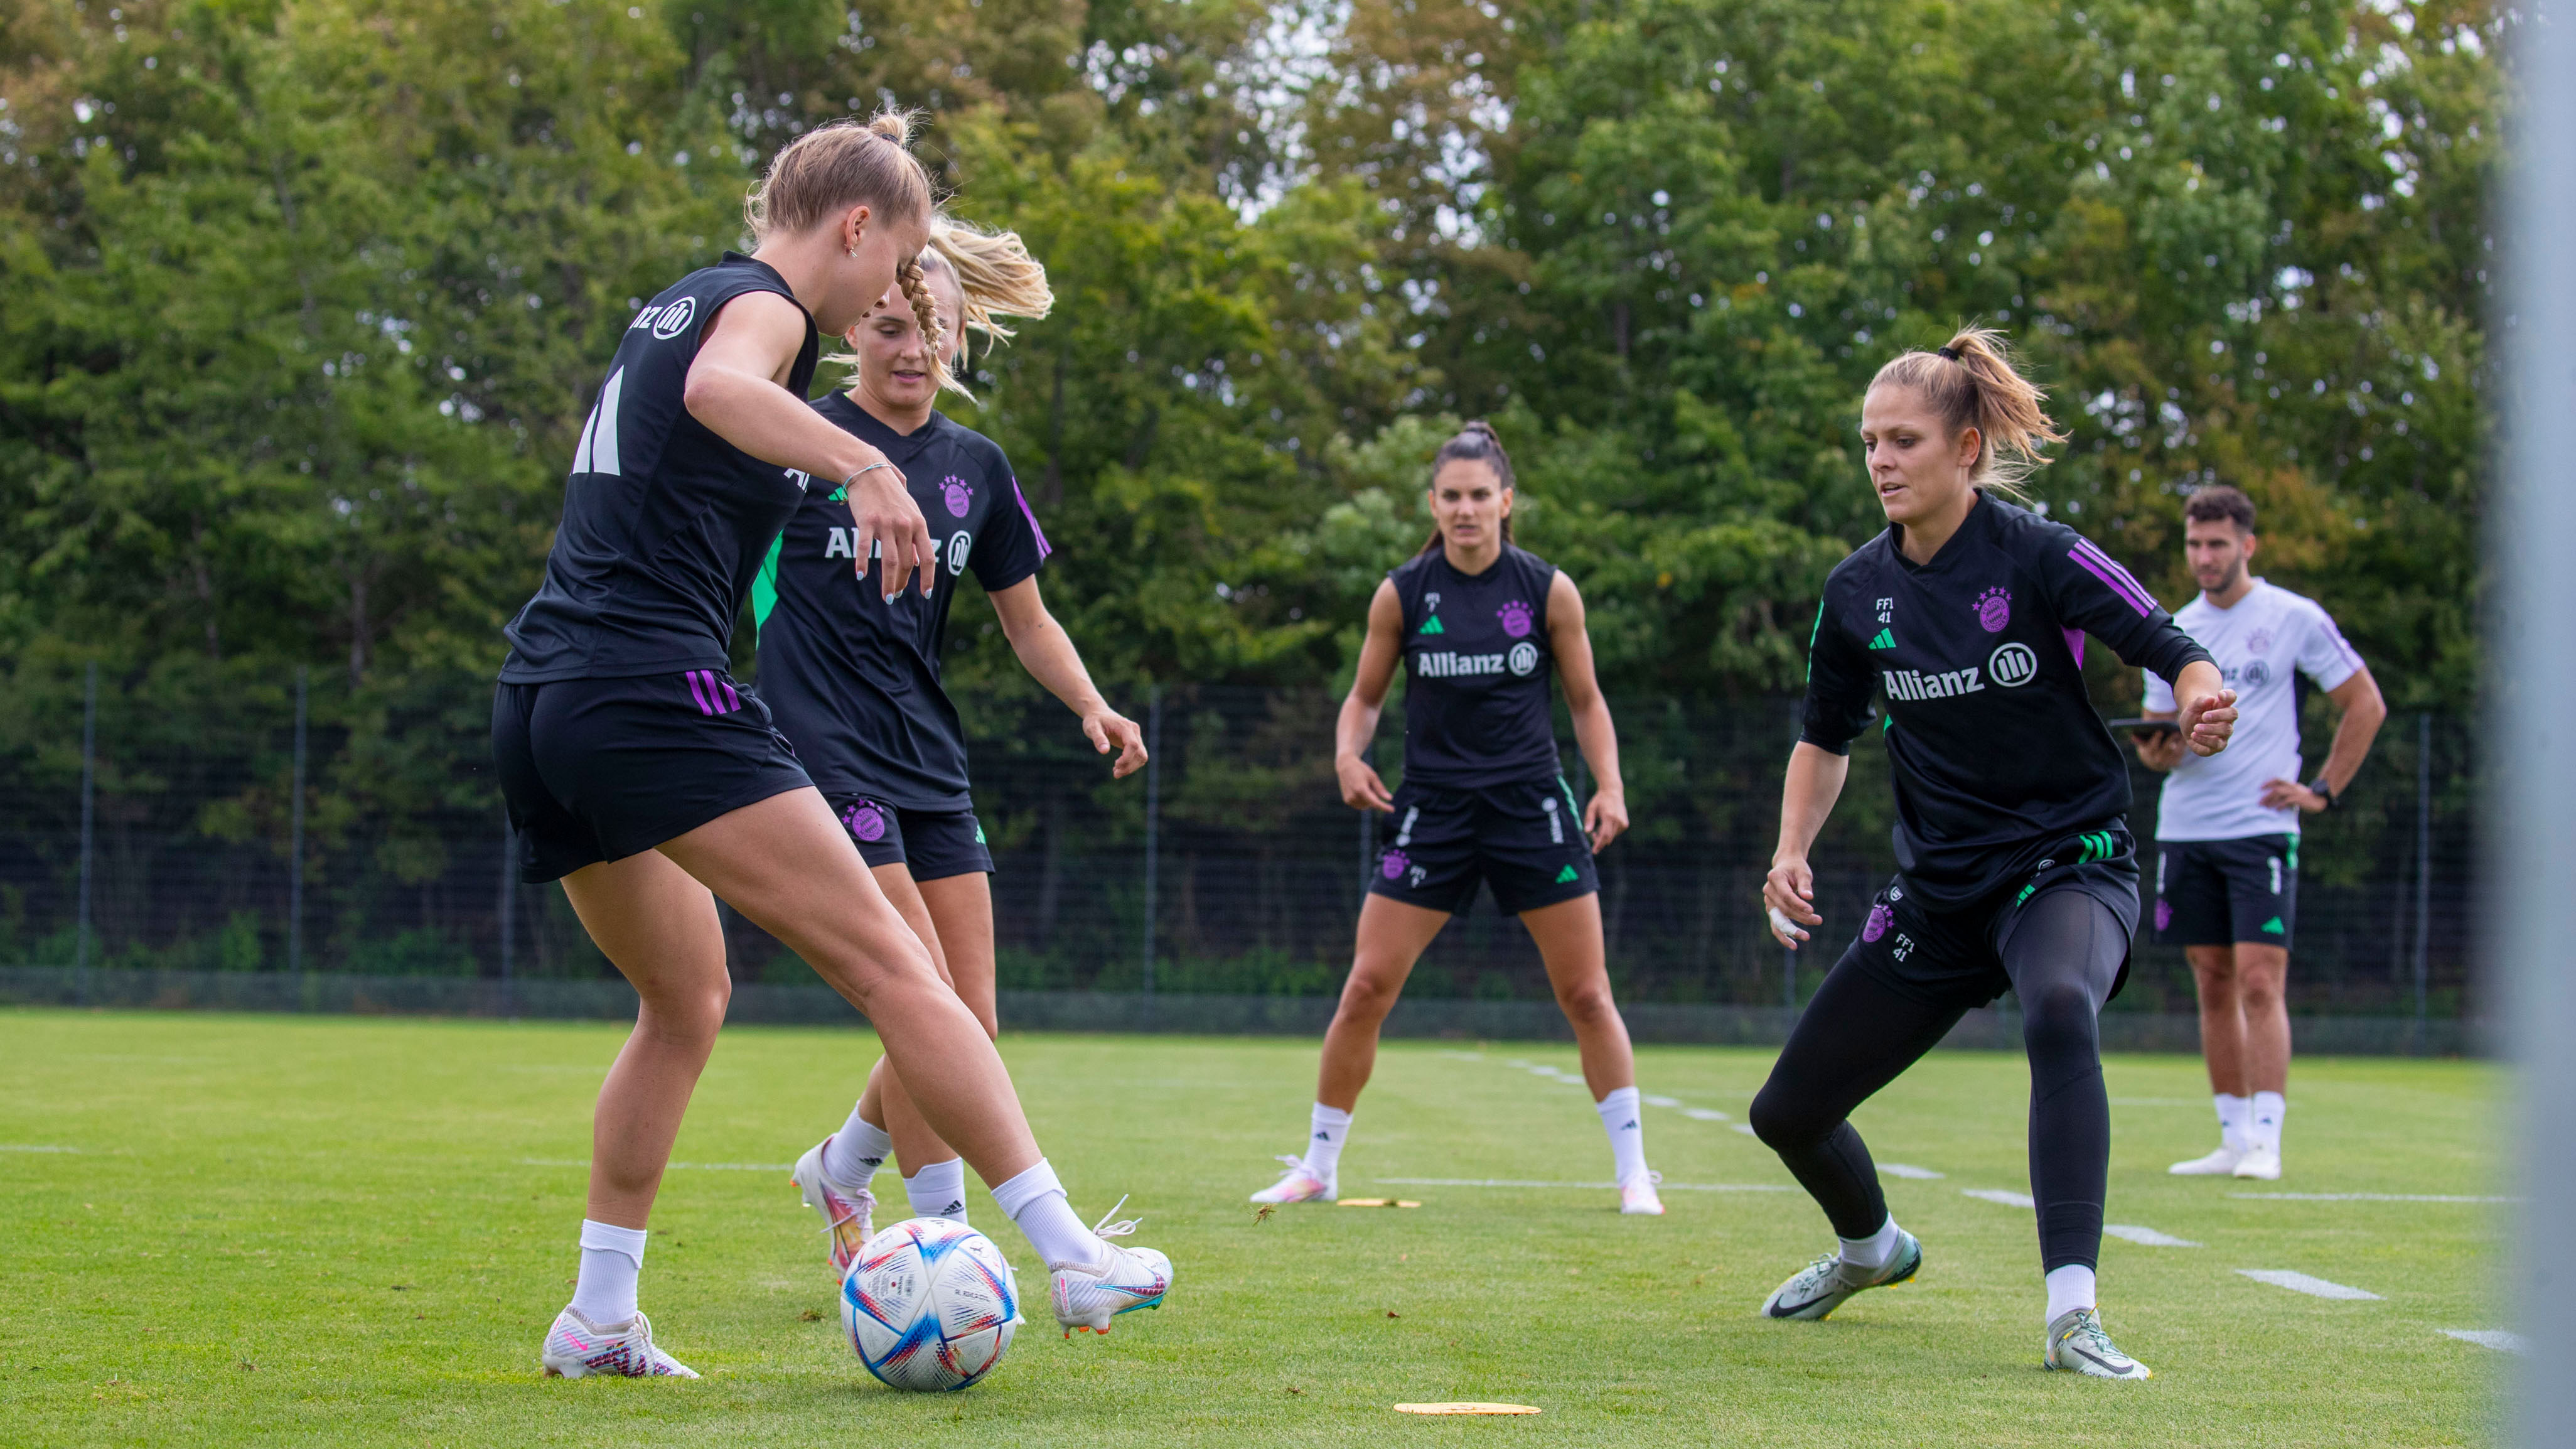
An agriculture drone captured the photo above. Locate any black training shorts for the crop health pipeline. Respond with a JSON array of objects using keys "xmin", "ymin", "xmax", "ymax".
[
  {"xmin": 1366, "ymin": 777, "xmax": 1598, "ymax": 917},
  {"xmin": 492, "ymin": 669, "xmax": 812, "ymax": 885},
  {"xmin": 826, "ymin": 794, "xmax": 995, "ymax": 881},
  {"xmin": 2154, "ymin": 834, "xmax": 2297, "ymax": 949},
  {"xmin": 1837, "ymin": 838, "xmax": 2140, "ymax": 1011}
]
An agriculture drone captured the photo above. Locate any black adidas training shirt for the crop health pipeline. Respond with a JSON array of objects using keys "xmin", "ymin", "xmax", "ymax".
[
  {"xmin": 502, "ymin": 253, "xmax": 820, "ymax": 682},
  {"xmin": 1799, "ymin": 493, "xmax": 2213, "ymax": 911},
  {"xmin": 1388, "ymin": 543, "xmax": 1563, "ymax": 789},
  {"xmin": 751, "ymin": 398, "xmax": 1048, "ymax": 809}
]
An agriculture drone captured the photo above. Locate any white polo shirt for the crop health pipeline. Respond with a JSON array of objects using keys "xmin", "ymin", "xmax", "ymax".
[{"xmin": 2142, "ymin": 578, "xmax": 2364, "ymax": 841}]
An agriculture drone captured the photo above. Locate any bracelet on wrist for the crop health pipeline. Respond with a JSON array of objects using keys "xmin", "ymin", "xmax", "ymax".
[
  {"xmin": 2309, "ymin": 775, "xmax": 2339, "ymax": 810},
  {"xmin": 839, "ymin": 461, "xmax": 896, "ymax": 490}
]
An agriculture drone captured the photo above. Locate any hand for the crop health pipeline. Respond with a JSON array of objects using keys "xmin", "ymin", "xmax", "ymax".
[
  {"xmin": 2260, "ymin": 778, "xmax": 2329, "ymax": 813},
  {"xmin": 1763, "ymin": 856, "xmax": 1820, "ymax": 949},
  {"xmin": 2132, "ymin": 728, "xmax": 2184, "ymax": 772},
  {"xmin": 2179, "ymin": 687, "xmax": 2238, "ymax": 757},
  {"xmin": 1337, "ymin": 754, "xmax": 1395, "ymax": 812},
  {"xmin": 1584, "ymin": 786, "xmax": 1628, "ymax": 852},
  {"xmin": 843, "ymin": 450, "xmax": 935, "ymax": 600},
  {"xmin": 1083, "ymin": 708, "xmax": 1149, "ymax": 780}
]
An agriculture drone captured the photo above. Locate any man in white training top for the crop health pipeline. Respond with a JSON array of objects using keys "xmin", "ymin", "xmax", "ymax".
[{"xmin": 2133, "ymin": 485, "xmax": 2384, "ymax": 1182}]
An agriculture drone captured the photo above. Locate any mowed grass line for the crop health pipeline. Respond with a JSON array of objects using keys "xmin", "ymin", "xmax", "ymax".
[{"xmin": 0, "ymin": 1008, "xmax": 2505, "ymax": 1447}]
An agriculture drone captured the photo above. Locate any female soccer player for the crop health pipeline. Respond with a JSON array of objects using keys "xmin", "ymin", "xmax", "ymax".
[
  {"xmin": 1750, "ymin": 328, "xmax": 2234, "ymax": 1379},
  {"xmin": 1247, "ymin": 421, "xmax": 1664, "ymax": 1216},
  {"xmin": 491, "ymin": 117, "xmax": 1169, "ymax": 1379},
  {"xmin": 759, "ymin": 224, "xmax": 1147, "ymax": 1271}
]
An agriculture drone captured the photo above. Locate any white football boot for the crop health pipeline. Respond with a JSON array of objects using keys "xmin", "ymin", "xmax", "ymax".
[
  {"xmin": 790, "ymin": 1136, "xmax": 879, "ymax": 1284},
  {"xmin": 2168, "ymin": 1142, "xmax": 2245, "ymax": 1176},
  {"xmin": 539, "ymin": 1306, "xmax": 699, "ymax": 1379},
  {"xmin": 1248, "ymin": 1155, "xmax": 1335, "ymax": 1205},
  {"xmin": 2231, "ymin": 1144, "xmax": 2283, "ymax": 1180},
  {"xmin": 1619, "ymin": 1170, "xmax": 1666, "ymax": 1216},
  {"xmin": 1050, "ymin": 1197, "xmax": 1174, "ymax": 1336},
  {"xmin": 2044, "ymin": 1306, "xmax": 2153, "ymax": 1379},
  {"xmin": 1760, "ymin": 1231, "xmax": 1924, "ymax": 1320}
]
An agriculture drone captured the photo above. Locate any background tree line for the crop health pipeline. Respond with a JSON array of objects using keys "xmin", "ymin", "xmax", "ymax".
[{"xmin": 0, "ymin": 0, "xmax": 2496, "ymax": 978}]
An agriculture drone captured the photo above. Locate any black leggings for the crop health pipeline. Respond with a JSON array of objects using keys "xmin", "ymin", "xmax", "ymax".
[{"xmin": 1748, "ymin": 889, "xmax": 2128, "ymax": 1272}]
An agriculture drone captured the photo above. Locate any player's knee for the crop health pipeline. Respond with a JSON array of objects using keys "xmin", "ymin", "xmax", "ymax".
[
  {"xmin": 1748, "ymin": 1082, "xmax": 1825, "ymax": 1152},
  {"xmin": 1337, "ymin": 970, "xmax": 1402, "ymax": 1024},
  {"xmin": 639, "ymin": 976, "xmax": 731, "ymax": 1040},
  {"xmin": 1552, "ymin": 979, "xmax": 1618, "ymax": 1030},
  {"xmin": 2019, "ymin": 980, "xmax": 2098, "ymax": 1053}
]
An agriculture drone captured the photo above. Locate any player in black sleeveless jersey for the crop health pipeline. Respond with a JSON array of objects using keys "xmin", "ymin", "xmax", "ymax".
[
  {"xmin": 491, "ymin": 117, "xmax": 1171, "ymax": 1379},
  {"xmin": 1747, "ymin": 328, "xmax": 2234, "ymax": 1379},
  {"xmin": 751, "ymin": 224, "xmax": 1149, "ymax": 1265},
  {"xmin": 1247, "ymin": 421, "xmax": 1666, "ymax": 1217}
]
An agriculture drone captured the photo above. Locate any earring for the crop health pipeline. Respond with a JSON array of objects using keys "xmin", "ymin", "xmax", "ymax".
[{"xmin": 845, "ymin": 246, "xmax": 858, "ymax": 259}]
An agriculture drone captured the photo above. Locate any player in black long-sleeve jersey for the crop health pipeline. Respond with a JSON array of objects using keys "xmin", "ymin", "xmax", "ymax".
[{"xmin": 1751, "ymin": 328, "xmax": 2236, "ymax": 1379}]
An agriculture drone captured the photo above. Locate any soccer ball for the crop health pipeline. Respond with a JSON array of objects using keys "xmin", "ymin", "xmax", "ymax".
[{"xmin": 841, "ymin": 1217, "xmax": 1022, "ymax": 1391}]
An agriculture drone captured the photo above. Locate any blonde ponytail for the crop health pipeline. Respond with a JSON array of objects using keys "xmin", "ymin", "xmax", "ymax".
[
  {"xmin": 928, "ymin": 216, "xmax": 1055, "ymax": 358},
  {"xmin": 1868, "ymin": 325, "xmax": 2068, "ymax": 501}
]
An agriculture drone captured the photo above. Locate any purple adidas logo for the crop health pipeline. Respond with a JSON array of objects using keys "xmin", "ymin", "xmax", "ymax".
[{"xmin": 684, "ymin": 670, "xmax": 742, "ymax": 716}]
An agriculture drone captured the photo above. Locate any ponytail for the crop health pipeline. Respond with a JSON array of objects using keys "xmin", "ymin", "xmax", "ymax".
[
  {"xmin": 1868, "ymin": 325, "xmax": 2067, "ymax": 502},
  {"xmin": 1419, "ymin": 419, "xmax": 1518, "ymax": 554}
]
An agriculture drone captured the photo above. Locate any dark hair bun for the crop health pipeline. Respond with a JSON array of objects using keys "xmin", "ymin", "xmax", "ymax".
[{"xmin": 1458, "ymin": 418, "xmax": 1500, "ymax": 442}]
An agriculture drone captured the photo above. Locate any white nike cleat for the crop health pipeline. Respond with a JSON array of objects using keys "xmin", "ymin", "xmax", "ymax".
[
  {"xmin": 539, "ymin": 1305, "xmax": 699, "ymax": 1379},
  {"xmin": 1050, "ymin": 1197, "xmax": 1173, "ymax": 1336},
  {"xmin": 2169, "ymin": 1144, "xmax": 2244, "ymax": 1175},
  {"xmin": 2231, "ymin": 1145, "xmax": 2283, "ymax": 1180},
  {"xmin": 1760, "ymin": 1232, "xmax": 1924, "ymax": 1320},
  {"xmin": 790, "ymin": 1136, "xmax": 877, "ymax": 1283},
  {"xmin": 1248, "ymin": 1155, "xmax": 1335, "ymax": 1205},
  {"xmin": 2044, "ymin": 1306, "xmax": 2152, "ymax": 1379},
  {"xmin": 1619, "ymin": 1170, "xmax": 1666, "ymax": 1216}
]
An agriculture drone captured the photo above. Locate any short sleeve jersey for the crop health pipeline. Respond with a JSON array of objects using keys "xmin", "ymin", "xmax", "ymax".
[
  {"xmin": 2141, "ymin": 579, "xmax": 2363, "ymax": 841},
  {"xmin": 501, "ymin": 254, "xmax": 820, "ymax": 682},
  {"xmin": 751, "ymin": 397, "xmax": 1050, "ymax": 809},
  {"xmin": 1799, "ymin": 494, "xmax": 2215, "ymax": 910},
  {"xmin": 1388, "ymin": 544, "xmax": 1562, "ymax": 789}
]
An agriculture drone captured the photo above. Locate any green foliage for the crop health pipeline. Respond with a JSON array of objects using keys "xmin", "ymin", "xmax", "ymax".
[{"xmin": 0, "ymin": 0, "xmax": 2498, "ymax": 888}]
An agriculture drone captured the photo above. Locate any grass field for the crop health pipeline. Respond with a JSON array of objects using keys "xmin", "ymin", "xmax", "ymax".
[{"xmin": 0, "ymin": 1008, "xmax": 2507, "ymax": 1446}]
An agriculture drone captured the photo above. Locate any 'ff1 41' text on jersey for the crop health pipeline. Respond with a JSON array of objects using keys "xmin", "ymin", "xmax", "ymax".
[
  {"xmin": 502, "ymin": 254, "xmax": 821, "ymax": 682},
  {"xmin": 2141, "ymin": 579, "xmax": 2363, "ymax": 842},
  {"xmin": 1388, "ymin": 544, "xmax": 1562, "ymax": 788},
  {"xmin": 751, "ymin": 396, "xmax": 1049, "ymax": 809},
  {"xmin": 1799, "ymin": 493, "xmax": 2214, "ymax": 910}
]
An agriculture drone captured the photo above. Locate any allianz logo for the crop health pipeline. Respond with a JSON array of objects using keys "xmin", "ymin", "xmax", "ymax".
[
  {"xmin": 1884, "ymin": 642, "xmax": 2039, "ymax": 701},
  {"xmin": 627, "ymin": 295, "xmax": 697, "ymax": 340},
  {"xmin": 1415, "ymin": 650, "xmax": 1509, "ymax": 679}
]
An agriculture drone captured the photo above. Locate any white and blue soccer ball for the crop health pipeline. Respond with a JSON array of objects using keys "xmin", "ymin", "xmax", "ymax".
[{"xmin": 842, "ymin": 1217, "xmax": 1021, "ymax": 1391}]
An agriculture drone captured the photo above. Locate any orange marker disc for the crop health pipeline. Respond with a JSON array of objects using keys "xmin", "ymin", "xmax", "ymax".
[{"xmin": 1393, "ymin": 1403, "xmax": 1542, "ymax": 1416}]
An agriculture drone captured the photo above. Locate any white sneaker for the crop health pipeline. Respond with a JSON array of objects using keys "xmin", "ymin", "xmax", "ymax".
[
  {"xmin": 1619, "ymin": 1170, "xmax": 1666, "ymax": 1216},
  {"xmin": 2044, "ymin": 1306, "xmax": 2152, "ymax": 1379},
  {"xmin": 2168, "ymin": 1144, "xmax": 2243, "ymax": 1175},
  {"xmin": 1760, "ymin": 1232, "xmax": 1923, "ymax": 1320},
  {"xmin": 790, "ymin": 1136, "xmax": 877, "ymax": 1283},
  {"xmin": 539, "ymin": 1305, "xmax": 699, "ymax": 1378},
  {"xmin": 2231, "ymin": 1145, "xmax": 2283, "ymax": 1180},
  {"xmin": 1049, "ymin": 1197, "xmax": 1173, "ymax": 1335},
  {"xmin": 1248, "ymin": 1155, "xmax": 1335, "ymax": 1204}
]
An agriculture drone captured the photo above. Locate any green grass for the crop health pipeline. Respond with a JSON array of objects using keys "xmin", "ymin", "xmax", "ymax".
[{"xmin": 0, "ymin": 1008, "xmax": 2506, "ymax": 1446}]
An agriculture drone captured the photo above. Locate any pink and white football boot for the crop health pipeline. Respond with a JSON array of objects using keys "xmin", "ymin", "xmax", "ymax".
[
  {"xmin": 539, "ymin": 1306, "xmax": 698, "ymax": 1379},
  {"xmin": 1248, "ymin": 1155, "xmax": 1334, "ymax": 1205},
  {"xmin": 790, "ymin": 1136, "xmax": 879, "ymax": 1285},
  {"xmin": 1050, "ymin": 1197, "xmax": 1173, "ymax": 1336}
]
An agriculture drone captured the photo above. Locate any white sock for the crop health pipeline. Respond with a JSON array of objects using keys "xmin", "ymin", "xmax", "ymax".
[
  {"xmin": 1838, "ymin": 1215, "xmax": 1904, "ymax": 1271},
  {"xmin": 1595, "ymin": 1086, "xmax": 1649, "ymax": 1185},
  {"xmin": 904, "ymin": 1158, "xmax": 970, "ymax": 1224},
  {"xmin": 1304, "ymin": 1104, "xmax": 1353, "ymax": 1182},
  {"xmin": 2214, "ymin": 1093, "xmax": 2250, "ymax": 1152},
  {"xmin": 823, "ymin": 1107, "xmax": 894, "ymax": 1190},
  {"xmin": 990, "ymin": 1159, "xmax": 1103, "ymax": 1272},
  {"xmin": 571, "ymin": 1219, "xmax": 646, "ymax": 1326},
  {"xmin": 2045, "ymin": 1264, "xmax": 2098, "ymax": 1323},
  {"xmin": 2250, "ymin": 1091, "xmax": 2285, "ymax": 1153}
]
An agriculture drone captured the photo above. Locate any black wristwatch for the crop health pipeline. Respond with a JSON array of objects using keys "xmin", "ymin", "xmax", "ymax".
[{"xmin": 2309, "ymin": 775, "xmax": 2339, "ymax": 811}]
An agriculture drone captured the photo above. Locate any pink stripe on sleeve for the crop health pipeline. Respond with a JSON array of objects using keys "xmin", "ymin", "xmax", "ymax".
[
  {"xmin": 1011, "ymin": 478, "xmax": 1053, "ymax": 561},
  {"xmin": 719, "ymin": 678, "xmax": 742, "ymax": 713},
  {"xmin": 2067, "ymin": 544, "xmax": 2154, "ymax": 617},
  {"xmin": 685, "ymin": 671, "xmax": 716, "ymax": 715}
]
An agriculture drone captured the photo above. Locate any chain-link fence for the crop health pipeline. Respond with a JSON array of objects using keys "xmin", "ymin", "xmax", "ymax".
[{"xmin": 0, "ymin": 663, "xmax": 2476, "ymax": 1026}]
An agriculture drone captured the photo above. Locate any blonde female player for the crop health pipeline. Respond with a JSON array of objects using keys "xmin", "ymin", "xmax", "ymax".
[
  {"xmin": 758, "ymin": 226, "xmax": 1151, "ymax": 1293},
  {"xmin": 491, "ymin": 122, "xmax": 1169, "ymax": 1378},
  {"xmin": 1247, "ymin": 421, "xmax": 1663, "ymax": 1216},
  {"xmin": 1749, "ymin": 328, "xmax": 2233, "ymax": 1377}
]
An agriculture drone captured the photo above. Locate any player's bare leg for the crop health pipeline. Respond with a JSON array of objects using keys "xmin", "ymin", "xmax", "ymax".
[
  {"xmin": 1250, "ymin": 897, "xmax": 1448, "ymax": 1204},
  {"xmin": 1521, "ymin": 894, "xmax": 1660, "ymax": 1213}
]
